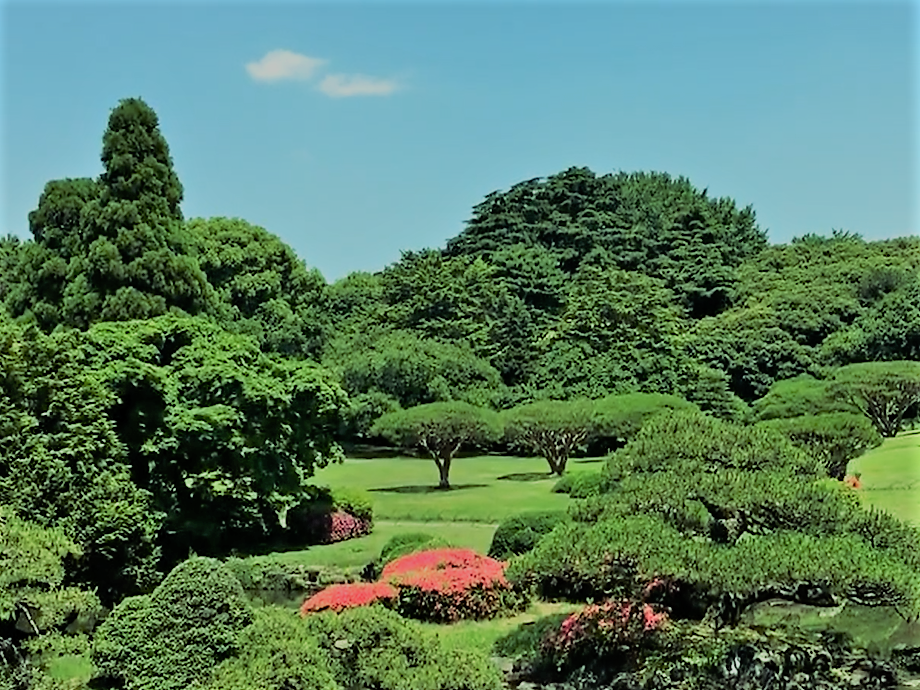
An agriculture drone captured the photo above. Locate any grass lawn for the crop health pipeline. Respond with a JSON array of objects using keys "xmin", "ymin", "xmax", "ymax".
[
  {"xmin": 849, "ymin": 430, "xmax": 920, "ymax": 527},
  {"xmin": 259, "ymin": 520, "xmax": 500, "ymax": 569},
  {"xmin": 308, "ymin": 453, "xmax": 601, "ymax": 523},
  {"xmin": 423, "ymin": 601, "xmax": 582, "ymax": 655}
]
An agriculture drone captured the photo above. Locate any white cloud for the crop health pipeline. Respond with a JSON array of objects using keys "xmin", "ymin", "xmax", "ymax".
[
  {"xmin": 317, "ymin": 73, "xmax": 401, "ymax": 98},
  {"xmin": 246, "ymin": 50, "xmax": 327, "ymax": 82}
]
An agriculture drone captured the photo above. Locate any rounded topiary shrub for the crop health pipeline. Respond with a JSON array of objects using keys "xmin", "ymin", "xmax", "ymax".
[
  {"xmin": 488, "ymin": 510, "xmax": 569, "ymax": 560},
  {"xmin": 303, "ymin": 605, "xmax": 504, "ymax": 690},
  {"xmin": 92, "ymin": 557, "xmax": 253, "ymax": 690}
]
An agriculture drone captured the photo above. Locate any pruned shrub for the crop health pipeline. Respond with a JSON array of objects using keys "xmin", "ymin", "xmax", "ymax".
[
  {"xmin": 199, "ymin": 607, "xmax": 339, "ymax": 690},
  {"xmin": 92, "ymin": 557, "xmax": 253, "ymax": 690},
  {"xmin": 285, "ymin": 485, "xmax": 373, "ymax": 546},
  {"xmin": 488, "ymin": 510, "xmax": 569, "ymax": 560},
  {"xmin": 302, "ymin": 605, "xmax": 504, "ymax": 690}
]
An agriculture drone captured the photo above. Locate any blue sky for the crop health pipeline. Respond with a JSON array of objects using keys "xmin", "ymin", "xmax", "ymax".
[{"xmin": 1, "ymin": 1, "xmax": 916, "ymax": 282}]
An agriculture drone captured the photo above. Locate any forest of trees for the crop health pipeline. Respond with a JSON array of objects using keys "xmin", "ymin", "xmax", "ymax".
[{"xmin": 2, "ymin": 97, "xmax": 919, "ymax": 689}]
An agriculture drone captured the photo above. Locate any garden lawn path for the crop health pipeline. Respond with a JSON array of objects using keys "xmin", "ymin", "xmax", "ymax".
[{"xmin": 848, "ymin": 430, "xmax": 920, "ymax": 527}]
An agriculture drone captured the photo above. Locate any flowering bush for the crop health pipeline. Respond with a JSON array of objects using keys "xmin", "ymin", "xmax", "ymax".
[
  {"xmin": 325, "ymin": 510, "xmax": 372, "ymax": 544},
  {"xmin": 382, "ymin": 548, "xmax": 518, "ymax": 623},
  {"xmin": 844, "ymin": 473, "xmax": 862, "ymax": 490},
  {"xmin": 541, "ymin": 597, "xmax": 668, "ymax": 674},
  {"xmin": 300, "ymin": 582, "xmax": 397, "ymax": 614}
]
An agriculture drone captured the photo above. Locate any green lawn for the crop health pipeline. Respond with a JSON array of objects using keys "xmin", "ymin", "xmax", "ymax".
[
  {"xmin": 309, "ymin": 453, "xmax": 601, "ymax": 523},
  {"xmin": 849, "ymin": 430, "xmax": 920, "ymax": 527},
  {"xmin": 262, "ymin": 520, "xmax": 499, "ymax": 569}
]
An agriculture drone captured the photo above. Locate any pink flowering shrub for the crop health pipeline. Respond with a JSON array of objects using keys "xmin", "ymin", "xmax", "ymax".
[
  {"xmin": 541, "ymin": 597, "xmax": 669, "ymax": 674},
  {"xmin": 381, "ymin": 548, "xmax": 519, "ymax": 623},
  {"xmin": 301, "ymin": 547, "xmax": 523, "ymax": 621},
  {"xmin": 300, "ymin": 581, "xmax": 397, "ymax": 614},
  {"xmin": 324, "ymin": 510, "xmax": 372, "ymax": 544}
]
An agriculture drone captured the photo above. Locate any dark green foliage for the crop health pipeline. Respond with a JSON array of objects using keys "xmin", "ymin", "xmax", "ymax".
[
  {"xmin": 82, "ymin": 315, "xmax": 347, "ymax": 560},
  {"xmin": 12, "ymin": 99, "xmax": 217, "ymax": 331},
  {"xmin": 488, "ymin": 510, "xmax": 569, "ymax": 560},
  {"xmin": 0, "ymin": 319, "xmax": 161, "ymax": 601},
  {"xmin": 188, "ymin": 216, "xmax": 328, "ymax": 359},
  {"xmin": 752, "ymin": 375, "xmax": 857, "ymax": 421},
  {"xmin": 445, "ymin": 167, "xmax": 766, "ymax": 318},
  {"xmin": 756, "ymin": 413, "xmax": 882, "ymax": 479},
  {"xmin": 492, "ymin": 612, "xmax": 572, "ymax": 661},
  {"xmin": 371, "ymin": 402, "xmax": 501, "ymax": 488},
  {"xmin": 301, "ymin": 605, "xmax": 504, "ymax": 690},
  {"xmin": 92, "ymin": 557, "xmax": 253, "ymax": 690}
]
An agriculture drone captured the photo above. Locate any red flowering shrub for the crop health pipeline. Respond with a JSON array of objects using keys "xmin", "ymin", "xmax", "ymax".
[
  {"xmin": 541, "ymin": 598, "xmax": 668, "ymax": 674},
  {"xmin": 300, "ymin": 582, "xmax": 397, "ymax": 614},
  {"xmin": 381, "ymin": 548, "xmax": 518, "ymax": 623},
  {"xmin": 325, "ymin": 510, "xmax": 372, "ymax": 544}
]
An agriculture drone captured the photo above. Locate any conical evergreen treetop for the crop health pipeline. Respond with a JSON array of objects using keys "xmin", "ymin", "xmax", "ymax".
[{"xmin": 51, "ymin": 97, "xmax": 216, "ymax": 327}]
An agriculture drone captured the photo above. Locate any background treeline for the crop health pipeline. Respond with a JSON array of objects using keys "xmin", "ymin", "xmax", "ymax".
[{"xmin": 1, "ymin": 97, "xmax": 918, "ymax": 618}]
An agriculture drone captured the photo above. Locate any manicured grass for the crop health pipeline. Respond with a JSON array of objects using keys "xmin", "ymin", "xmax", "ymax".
[
  {"xmin": 422, "ymin": 601, "xmax": 582, "ymax": 655},
  {"xmin": 849, "ymin": 430, "xmax": 920, "ymax": 526},
  {"xmin": 745, "ymin": 600, "xmax": 920, "ymax": 653},
  {"xmin": 263, "ymin": 520, "xmax": 499, "ymax": 569},
  {"xmin": 309, "ymin": 453, "xmax": 601, "ymax": 523}
]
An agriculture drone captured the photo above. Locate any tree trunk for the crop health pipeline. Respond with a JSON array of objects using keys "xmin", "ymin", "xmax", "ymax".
[{"xmin": 436, "ymin": 456, "xmax": 452, "ymax": 489}]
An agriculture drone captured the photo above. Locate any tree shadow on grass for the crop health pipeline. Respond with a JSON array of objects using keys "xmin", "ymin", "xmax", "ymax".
[
  {"xmin": 496, "ymin": 472, "xmax": 555, "ymax": 482},
  {"xmin": 572, "ymin": 457, "xmax": 605, "ymax": 464},
  {"xmin": 368, "ymin": 484, "xmax": 489, "ymax": 494}
]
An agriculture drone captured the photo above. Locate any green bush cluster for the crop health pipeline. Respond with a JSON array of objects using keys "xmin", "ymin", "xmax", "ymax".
[
  {"xmin": 552, "ymin": 471, "xmax": 610, "ymax": 498},
  {"xmin": 91, "ymin": 557, "xmax": 254, "ymax": 690},
  {"xmin": 488, "ymin": 510, "xmax": 570, "ymax": 560}
]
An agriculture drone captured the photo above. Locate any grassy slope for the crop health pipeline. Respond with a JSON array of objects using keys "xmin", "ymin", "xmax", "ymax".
[
  {"xmin": 849, "ymin": 430, "xmax": 920, "ymax": 527},
  {"xmin": 308, "ymin": 453, "xmax": 600, "ymax": 523}
]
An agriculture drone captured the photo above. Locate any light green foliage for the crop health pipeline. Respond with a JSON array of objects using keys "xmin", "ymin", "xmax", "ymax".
[
  {"xmin": 92, "ymin": 557, "xmax": 253, "ymax": 690},
  {"xmin": 756, "ymin": 413, "xmax": 882, "ymax": 479},
  {"xmin": 684, "ymin": 302, "xmax": 817, "ymax": 402},
  {"xmin": 603, "ymin": 409, "xmax": 822, "ymax": 480},
  {"xmin": 501, "ymin": 399, "xmax": 596, "ymax": 475},
  {"xmin": 194, "ymin": 607, "xmax": 338, "ymax": 690},
  {"xmin": 337, "ymin": 330, "xmax": 504, "ymax": 413},
  {"xmin": 752, "ymin": 375, "xmax": 857, "ymax": 421},
  {"xmin": 380, "ymin": 250, "xmax": 538, "ymax": 387},
  {"xmin": 591, "ymin": 392, "xmax": 699, "ymax": 451},
  {"xmin": 371, "ymin": 402, "xmax": 501, "ymax": 488},
  {"xmin": 822, "ymin": 276, "xmax": 920, "ymax": 365},
  {"xmin": 0, "ymin": 508, "xmax": 100, "ymax": 632},
  {"xmin": 0, "ymin": 319, "xmax": 160, "ymax": 600},
  {"xmin": 530, "ymin": 265, "xmax": 689, "ymax": 399},
  {"xmin": 188, "ymin": 216, "xmax": 329, "ymax": 359},
  {"xmin": 302, "ymin": 605, "xmax": 504, "ymax": 690},
  {"xmin": 0, "ymin": 508, "xmax": 100, "ymax": 689},
  {"xmin": 83, "ymin": 315, "xmax": 348, "ymax": 559},
  {"xmin": 829, "ymin": 361, "xmax": 920, "ymax": 437}
]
